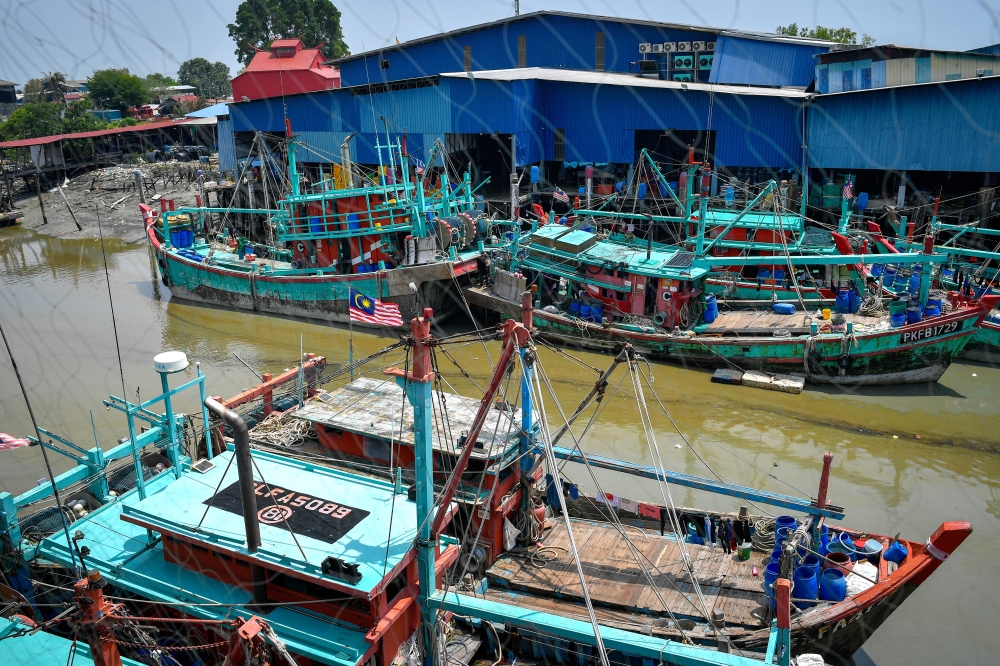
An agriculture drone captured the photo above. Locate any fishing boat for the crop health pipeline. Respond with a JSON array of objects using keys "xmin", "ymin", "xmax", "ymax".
[
  {"xmin": 142, "ymin": 131, "xmax": 491, "ymax": 328},
  {"xmin": 467, "ymin": 154, "xmax": 989, "ymax": 385}
]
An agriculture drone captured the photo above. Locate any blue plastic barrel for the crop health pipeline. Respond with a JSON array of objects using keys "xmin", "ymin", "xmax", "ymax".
[
  {"xmin": 637, "ymin": 183, "xmax": 647, "ymax": 200},
  {"xmin": 590, "ymin": 303, "xmax": 604, "ymax": 322},
  {"xmin": 570, "ymin": 301, "xmax": 581, "ymax": 316},
  {"xmin": 924, "ymin": 305, "xmax": 941, "ymax": 317},
  {"xmin": 943, "ymin": 267, "xmax": 954, "ymax": 279},
  {"xmin": 871, "ymin": 264, "xmax": 884, "ymax": 277},
  {"xmin": 909, "ymin": 272, "xmax": 921, "ymax": 293},
  {"xmin": 803, "ymin": 554, "xmax": 822, "ymax": 580},
  {"xmin": 848, "ymin": 289, "xmax": 861, "ymax": 314},
  {"xmin": 704, "ymin": 295, "xmax": 718, "ymax": 323},
  {"xmin": 764, "ymin": 562, "xmax": 780, "ymax": 610},
  {"xmin": 773, "ymin": 302, "xmax": 796, "ymax": 315},
  {"xmin": 579, "ymin": 304, "xmax": 592, "ymax": 321},
  {"xmin": 773, "ymin": 269, "xmax": 786, "ymax": 281},
  {"xmin": 819, "ymin": 568, "xmax": 847, "ymax": 602},
  {"xmin": 819, "ymin": 524, "xmax": 830, "ymax": 556},
  {"xmin": 724, "ymin": 186, "xmax": 735, "ymax": 207},
  {"xmin": 792, "ymin": 566, "xmax": 818, "ymax": 609},
  {"xmin": 906, "ymin": 306, "xmax": 922, "ymax": 324},
  {"xmin": 758, "ymin": 269, "xmax": 772, "ymax": 279},
  {"xmin": 169, "ymin": 231, "xmax": 178, "ymax": 247},
  {"xmin": 669, "ymin": 181, "xmax": 679, "ymax": 195},
  {"xmin": 773, "ymin": 526, "xmax": 793, "ymax": 555},
  {"xmin": 310, "ymin": 217, "xmax": 322, "ymax": 234},
  {"xmin": 836, "ymin": 289, "xmax": 851, "ymax": 313},
  {"xmin": 776, "ymin": 516, "xmax": 797, "ymax": 531},
  {"xmin": 530, "ymin": 165, "xmax": 539, "ymax": 184},
  {"xmin": 890, "ymin": 312, "xmax": 907, "ymax": 328}
]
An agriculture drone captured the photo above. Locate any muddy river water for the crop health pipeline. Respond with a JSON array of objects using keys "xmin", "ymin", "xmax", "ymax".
[{"xmin": 1, "ymin": 225, "xmax": 998, "ymax": 664}]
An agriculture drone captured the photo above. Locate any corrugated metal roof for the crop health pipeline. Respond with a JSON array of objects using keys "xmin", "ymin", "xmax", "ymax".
[
  {"xmin": 441, "ymin": 67, "xmax": 809, "ymax": 97},
  {"xmin": 331, "ymin": 10, "xmax": 829, "ymax": 65},
  {"xmin": 808, "ymin": 76, "xmax": 1000, "ymax": 172},
  {"xmin": 0, "ymin": 120, "xmax": 193, "ymax": 149},
  {"xmin": 186, "ymin": 102, "xmax": 230, "ymax": 118},
  {"xmin": 217, "ymin": 117, "xmax": 236, "ymax": 171},
  {"xmin": 709, "ymin": 34, "xmax": 828, "ymax": 87}
]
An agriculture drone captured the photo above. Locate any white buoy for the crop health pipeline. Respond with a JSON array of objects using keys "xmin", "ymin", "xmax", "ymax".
[{"xmin": 153, "ymin": 351, "xmax": 189, "ymax": 374}]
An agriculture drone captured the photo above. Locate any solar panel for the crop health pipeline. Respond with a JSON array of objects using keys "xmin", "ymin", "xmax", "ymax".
[
  {"xmin": 192, "ymin": 459, "xmax": 216, "ymax": 474},
  {"xmin": 665, "ymin": 252, "xmax": 695, "ymax": 268}
]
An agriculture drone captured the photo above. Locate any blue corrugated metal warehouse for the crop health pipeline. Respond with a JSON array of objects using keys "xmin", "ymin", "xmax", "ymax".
[
  {"xmin": 808, "ymin": 75, "xmax": 1000, "ymax": 173},
  {"xmin": 332, "ymin": 11, "xmax": 829, "ymax": 88}
]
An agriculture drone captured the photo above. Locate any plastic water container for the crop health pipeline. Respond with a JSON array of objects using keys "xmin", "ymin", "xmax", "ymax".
[
  {"xmin": 724, "ymin": 186, "xmax": 735, "ymax": 207},
  {"xmin": 883, "ymin": 540, "xmax": 908, "ymax": 564},
  {"xmin": 819, "ymin": 568, "xmax": 847, "ymax": 602},
  {"xmin": 890, "ymin": 312, "xmax": 907, "ymax": 328},
  {"xmin": 926, "ymin": 297, "xmax": 942, "ymax": 310},
  {"xmin": 590, "ymin": 303, "xmax": 603, "ymax": 323},
  {"xmin": 792, "ymin": 566, "xmax": 818, "ymax": 609},
  {"xmin": 835, "ymin": 289, "xmax": 851, "ymax": 314},
  {"xmin": 773, "ymin": 269, "xmax": 786, "ymax": 281},
  {"xmin": 906, "ymin": 305, "xmax": 922, "ymax": 324},
  {"xmin": 924, "ymin": 305, "xmax": 941, "ymax": 317},
  {"xmin": 704, "ymin": 295, "xmax": 718, "ymax": 323},
  {"xmin": 773, "ymin": 302, "xmax": 796, "ymax": 315},
  {"xmin": 909, "ymin": 272, "xmax": 921, "ymax": 293},
  {"xmin": 580, "ymin": 304, "xmax": 592, "ymax": 321},
  {"xmin": 569, "ymin": 301, "xmax": 581, "ymax": 316},
  {"xmin": 764, "ymin": 562, "xmax": 780, "ymax": 610},
  {"xmin": 848, "ymin": 289, "xmax": 861, "ymax": 314}
]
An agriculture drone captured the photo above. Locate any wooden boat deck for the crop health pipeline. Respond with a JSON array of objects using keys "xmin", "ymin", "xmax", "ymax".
[
  {"xmin": 702, "ymin": 311, "xmax": 884, "ymax": 336},
  {"xmin": 487, "ymin": 520, "xmax": 770, "ymax": 629}
]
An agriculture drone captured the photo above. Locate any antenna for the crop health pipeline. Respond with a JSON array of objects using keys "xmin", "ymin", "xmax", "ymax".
[{"xmin": 515, "ymin": 0, "xmax": 519, "ymax": 15}]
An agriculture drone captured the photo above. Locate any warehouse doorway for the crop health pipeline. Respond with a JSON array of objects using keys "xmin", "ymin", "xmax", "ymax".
[
  {"xmin": 445, "ymin": 132, "xmax": 513, "ymax": 197},
  {"xmin": 635, "ymin": 129, "xmax": 715, "ymax": 172}
]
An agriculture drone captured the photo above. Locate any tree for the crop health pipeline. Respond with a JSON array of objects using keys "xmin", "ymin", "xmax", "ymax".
[
  {"xmin": 227, "ymin": 0, "xmax": 349, "ymax": 65},
  {"xmin": 87, "ymin": 69, "xmax": 148, "ymax": 111},
  {"xmin": 62, "ymin": 100, "xmax": 105, "ymax": 134},
  {"xmin": 178, "ymin": 58, "xmax": 232, "ymax": 98},
  {"xmin": 0, "ymin": 103, "xmax": 67, "ymax": 141},
  {"xmin": 21, "ymin": 78, "xmax": 47, "ymax": 104},
  {"xmin": 777, "ymin": 23, "xmax": 875, "ymax": 47},
  {"xmin": 43, "ymin": 72, "xmax": 67, "ymax": 103},
  {"xmin": 143, "ymin": 72, "xmax": 178, "ymax": 101}
]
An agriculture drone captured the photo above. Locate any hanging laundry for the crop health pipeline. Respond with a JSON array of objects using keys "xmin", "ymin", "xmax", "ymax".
[
  {"xmin": 618, "ymin": 497, "xmax": 639, "ymax": 515},
  {"xmin": 638, "ymin": 502, "xmax": 661, "ymax": 520},
  {"xmin": 596, "ymin": 492, "xmax": 618, "ymax": 508},
  {"xmin": 708, "ymin": 517, "xmax": 717, "ymax": 550}
]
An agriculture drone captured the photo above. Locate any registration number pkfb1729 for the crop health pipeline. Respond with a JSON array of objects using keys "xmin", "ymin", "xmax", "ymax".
[{"xmin": 900, "ymin": 320, "xmax": 959, "ymax": 343}]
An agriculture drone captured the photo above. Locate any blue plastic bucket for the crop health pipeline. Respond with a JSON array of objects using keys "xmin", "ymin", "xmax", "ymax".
[
  {"xmin": 884, "ymin": 267, "xmax": 897, "ymax": 281},
  {"xmin": 569, "ymin": 301, "xmax": 581, "ymax": 316},
  {"xmin": 906, "ymin": 306, "xmax": 922, "ymax": 324},
  {"xmin": 704, "ymin": 295, "xmax": 718, "ymax": 323},
  {"xmin": 862, "ymin": 539, "xmax": 884, "ymax": 565},
  {"xmin": 890, "ymin": 312, "xmax": 907, "ymax": 328},
  {"xmin": 792, "ymin": 566, "xmax": 818, "ymax": 609},
  {"xmin": 580, "ymin": 304, "xmax": 592, "ymax": 320},
  {"xmin": 776, "ymin": 516, "xmax": 797, "ymax": 532},
  {"xmin": 871, "ymin": 264, "xmax": 884, "ymax": 277},
  {"xmin": 764, "ymin": 562, "xmax": 780, "ymax": 610},
  {"xmin": 590, "ymin": 303, "xmax": 604, "ymax": 322},
  {"xmin": 819, "ymin": 568, "xmax": 847, "ymax": 602}
]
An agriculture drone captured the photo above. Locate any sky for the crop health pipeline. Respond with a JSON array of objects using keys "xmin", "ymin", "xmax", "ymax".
[{"xmin": 1, "ymin": 0, "xmax": 999, "ymax": 85}]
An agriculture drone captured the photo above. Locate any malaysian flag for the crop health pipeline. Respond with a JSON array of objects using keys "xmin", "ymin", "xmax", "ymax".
[
  {"xmin": 349, "ymin": 288, "xmax": 404, "ymax": 327},
  {"xmin": 412, "ymin": 157, "xmax": 426, "ymax": 176},
  {"xmin": 0, "ymin": 433, "xmax": 30, "ymax": 451},
  {"xmin": 843, "ymin": 178, "xmax": 853, "ymax": 200},
  {"xmin": 553, "ymin": 186, "xmax": 570, "ymax": 204}
]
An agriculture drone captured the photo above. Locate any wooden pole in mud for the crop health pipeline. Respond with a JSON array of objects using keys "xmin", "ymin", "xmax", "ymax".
[{"xmin": 34, "ymin": 167, "xmax": 48, "ymax": 224}]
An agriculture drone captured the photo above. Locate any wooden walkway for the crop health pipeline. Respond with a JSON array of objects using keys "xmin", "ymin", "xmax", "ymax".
[
  {"xmin": 486, "ymin": 520, "xmax": 770, "ymax": 628},
  {"xmin": 703, "ymin": 311, "xmax": 884, "ymax": 336}
]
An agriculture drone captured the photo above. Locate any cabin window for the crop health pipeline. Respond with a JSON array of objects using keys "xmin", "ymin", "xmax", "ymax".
[
  {"xmin": 463, "ymin": 46, "xmax": 472, "ymax": 72},
  {"xmin": 379, "ymin": 59, "xmax": 390, "ymax": 70},
  {"xmin": 213, "ymin": 551, "xmax": 232, "ymax": 561},
  {"xmin": 595, "ymin": 32, "xmax": 606, "ymax": 71},
  {"xmin": 518, "ymin": 35, "xmax": 527, "ymax": 67},
  {"xmin": 385, "ymin": 569, "xmax": 408, "ymax": 603},
  {"xmin": 616, "ymin": 291, "xmax": 627, "ymax": 301},
  {"xmin": 554, "ymin": 128, "xmax": 566, "ymax": 161}
]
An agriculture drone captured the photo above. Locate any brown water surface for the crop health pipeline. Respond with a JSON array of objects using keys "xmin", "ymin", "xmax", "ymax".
[{"xmin": 1, "ymin": 226, "xmax": 998, "ymax": 664}]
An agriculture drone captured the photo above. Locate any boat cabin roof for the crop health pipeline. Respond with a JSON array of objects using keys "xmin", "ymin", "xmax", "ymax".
[
  {"xmin": 700, "ymin": 209, "xmax": 805, "ymax": 233},
  {"xmin": 35, "ymin": 450, "xmax": 398, "ymax": 665},
  {"xmin": 528, "ymin": 233, "xmax": 709, "ymax": 281},
  {"xmin": 293, "ymin": 377, "xmax": 521, "ymax": 460}
]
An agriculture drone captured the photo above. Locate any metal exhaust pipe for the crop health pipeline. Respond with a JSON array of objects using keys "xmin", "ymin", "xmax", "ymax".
[{"xmin": 204, "ymin": 397, "xmax": 268, "ymax": 605}]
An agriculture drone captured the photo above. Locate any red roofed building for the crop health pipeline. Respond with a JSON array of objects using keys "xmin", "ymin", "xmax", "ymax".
[{"xmin": 231, "ymin": 38, "xmax": 340, "ymax": 102}]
